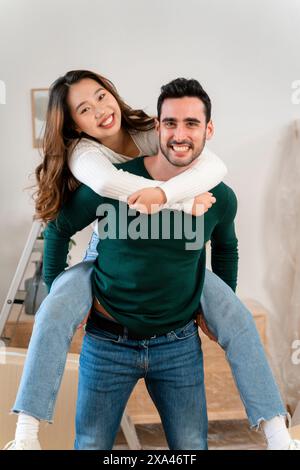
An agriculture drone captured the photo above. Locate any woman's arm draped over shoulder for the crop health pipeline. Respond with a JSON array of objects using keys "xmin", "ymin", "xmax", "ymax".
[{"xmin": 68, "ymin": 138, "xmax": 227, "ymax": 214}]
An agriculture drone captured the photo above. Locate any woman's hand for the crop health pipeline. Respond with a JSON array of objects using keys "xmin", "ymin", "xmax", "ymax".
[
  {"xmin": 127, "ymin": 187, "xmax": 167, "ymax": 214},
  {"xmin": 196, "ymin": 313, "xmax": 218, "ymax": 342},
  {"xmin": 127, "ymin": 188, "xmax": 216, "ymax": 216},
  {"xmin": 191, "ymin": 192, "xmax": 216, "ymax": 216},
  {"xmin": 77, "ymin": 310, "xmax": 91, "ymax": 330}
]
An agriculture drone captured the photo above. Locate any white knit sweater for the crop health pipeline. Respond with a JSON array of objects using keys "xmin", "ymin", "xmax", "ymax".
[{"xmin": 68, "ymin": 128, "xmax": 227, "ymax": 214}]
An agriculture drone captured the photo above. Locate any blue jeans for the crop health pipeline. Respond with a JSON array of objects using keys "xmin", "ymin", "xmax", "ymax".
[
  {"xmin": 75, "ymin": 319, "xmax": 207, "ymax": 450},
  {"xmin": 13, "ymin": 232, "xmax": 286, "ymax": 428}
]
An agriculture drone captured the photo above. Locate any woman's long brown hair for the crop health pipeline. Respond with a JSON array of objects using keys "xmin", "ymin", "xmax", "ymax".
[{"xmin": 34, "ymin": 70, "xmax": 155, "ymax": 222}]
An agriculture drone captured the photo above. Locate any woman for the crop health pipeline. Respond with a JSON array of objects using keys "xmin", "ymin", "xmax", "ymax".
[{"xmin": 5, "ymin": 70, "xmax": 293, "ymax": 450}]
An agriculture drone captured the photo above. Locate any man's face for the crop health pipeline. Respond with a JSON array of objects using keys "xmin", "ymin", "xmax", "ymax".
[{"xmin": 157, "ymin": 97, "xmax": 214, "ymax": 167}]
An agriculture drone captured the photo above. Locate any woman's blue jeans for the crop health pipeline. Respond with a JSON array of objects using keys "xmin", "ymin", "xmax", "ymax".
[{"xmin": 12, "ymin": 232, "xmax": 286, "ymax": 431}]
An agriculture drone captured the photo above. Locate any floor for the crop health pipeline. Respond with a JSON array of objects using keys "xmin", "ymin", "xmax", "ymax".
[{"xmin": 113, "ymin": 419, "xmax": 266, "ymax": 450}]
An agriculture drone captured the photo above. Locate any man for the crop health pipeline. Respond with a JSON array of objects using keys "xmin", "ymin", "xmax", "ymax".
[
  {"xmin": 41, "ymin": 79, "xmax": 297, "ymax": 450},
  {"xmin": 39, "ymin": 78, "xmax": 234, "ymax": 450}
]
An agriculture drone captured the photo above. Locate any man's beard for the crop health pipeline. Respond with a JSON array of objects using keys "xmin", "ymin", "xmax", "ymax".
[{"xmin": 159, "ymin": 136, "xmax": 206, "ymax": 167}]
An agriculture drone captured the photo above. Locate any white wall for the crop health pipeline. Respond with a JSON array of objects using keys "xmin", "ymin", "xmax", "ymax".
[{"xmin": 0, "ymin": 0, "xmax": 299, "ymax": 336}]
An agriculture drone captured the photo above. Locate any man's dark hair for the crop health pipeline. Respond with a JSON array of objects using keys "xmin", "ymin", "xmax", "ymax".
[{"xmin": 157, "ymin": 78, "xmax": 211, "ymax": 123}]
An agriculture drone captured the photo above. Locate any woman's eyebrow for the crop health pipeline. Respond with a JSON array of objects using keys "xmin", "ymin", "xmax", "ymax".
[
  {"xmin": 75, "ymin": 88, "xmax": 104, "ymax": 112},
  {"xmin": 94, "ymin": 87, "xmax": 104, "ymax": 95}
]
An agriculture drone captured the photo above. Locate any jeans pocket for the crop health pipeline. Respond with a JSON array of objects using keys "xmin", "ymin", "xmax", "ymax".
[{"xmin": 171, "ymin": 320, "xmax": 198, "ymax": 340}]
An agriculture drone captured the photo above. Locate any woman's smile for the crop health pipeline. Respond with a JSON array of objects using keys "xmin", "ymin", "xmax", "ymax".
[{"xmin": 98, "ymin": 113, "xmax": 115, "ymax": 129}]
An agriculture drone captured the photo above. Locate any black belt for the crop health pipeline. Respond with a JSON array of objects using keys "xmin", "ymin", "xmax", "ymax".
[{"xmin": 87, "ymin": 308, "xmax": 159, "ymax": 340}]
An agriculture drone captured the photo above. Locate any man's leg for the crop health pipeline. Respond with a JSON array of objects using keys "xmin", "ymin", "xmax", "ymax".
[
  {"xmin": 144, "ymin": 320, "xmax": 208, "ymax": 450},
  {"xmin": 200, "ymin": 269, "xmax": 286, "ymax": 428},
  {"xmin": 75, "ymin": 329, "xmax": 141, "ymax": 450}
]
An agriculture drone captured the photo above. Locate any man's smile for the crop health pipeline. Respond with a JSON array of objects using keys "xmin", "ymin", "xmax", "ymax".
[{"xmin": 169, "ymin": 142, "xmax": 193, "ymax": 154}]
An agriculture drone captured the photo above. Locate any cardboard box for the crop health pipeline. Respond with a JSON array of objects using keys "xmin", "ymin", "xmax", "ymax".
[
  {"xmin": 0, "ymin": 348, "xmax": 78, "ymax": 450},
  {"xmin": 290, "ymin": 425, "xmax": 300, "ymax": 440}
]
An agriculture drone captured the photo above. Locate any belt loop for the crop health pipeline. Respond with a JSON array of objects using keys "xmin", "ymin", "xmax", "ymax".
[{"xmin": 123, "ymin": 326, "xmax": 128, "ymax": 340}]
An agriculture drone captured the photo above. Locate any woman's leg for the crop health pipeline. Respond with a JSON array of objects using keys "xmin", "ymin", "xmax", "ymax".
[
  {"xmin": 81, "ymin": 230, "xmax": 99, "ymax": 262},
  {"xmin": 12, "ymin": 260, "xmax": 94, "ymax": 422},
  {"xmin": 200, "ymin": 269, "xmax": 286, "ymax": 428},
  {"xmin": 11, "ymin": 231, "xmax": 100, "ymax": 423}
]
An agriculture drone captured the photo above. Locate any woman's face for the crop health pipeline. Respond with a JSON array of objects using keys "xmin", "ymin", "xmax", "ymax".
[{"xmin": 67, "ymin": 78, "xmax": 122, "ymax": 141}]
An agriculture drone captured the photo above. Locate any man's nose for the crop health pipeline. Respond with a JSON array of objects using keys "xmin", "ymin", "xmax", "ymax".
[{"xmin": 173, "ymin": 126, "xmax": 187, "ymax": 142}]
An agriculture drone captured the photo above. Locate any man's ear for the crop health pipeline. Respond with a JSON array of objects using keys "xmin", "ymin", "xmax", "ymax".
[
  {"xmin": 154, "ymin": 117, "xmax": 160, "ymax": 132},
  {"xmin": 205, "ymin": 120, "xmax": 214, "ymax": 140}
]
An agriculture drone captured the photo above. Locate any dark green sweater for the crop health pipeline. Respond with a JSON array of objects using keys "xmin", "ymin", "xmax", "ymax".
[{"xmin": 43, "ymin": 157, "xmax": 238, "ymax": 336}]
